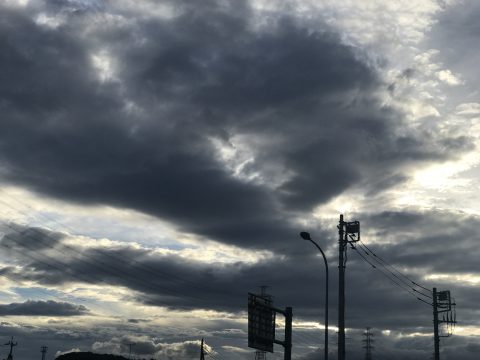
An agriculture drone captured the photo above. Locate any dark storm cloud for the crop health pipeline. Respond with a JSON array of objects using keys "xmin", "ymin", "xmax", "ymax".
[
  {"xmin": 361, "ymin": 210, "xmax": 480, "ymax": 274},
  {"xmin": 0, "ymin": 0, "xmax": 473, "ymax": 252},
  {"xmin": 0, "ymin": 223, "xmax": 63, "ymax": 251},
  {"xmin": 0, "ymin": 300, "xmax": 89, "ymax": 316}
]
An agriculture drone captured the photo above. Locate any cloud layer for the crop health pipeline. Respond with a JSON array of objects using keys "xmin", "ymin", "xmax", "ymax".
[
  {"xmin": 0, "ymin": 300, "xmax": 88, "ymax": 316},
  {"xmin": 0, "ymin": 1, "xmax": 479, "ymax": 360},
  {"xmin": 0, "ymin": 0, "xmax": 472, "ymax": 254}
]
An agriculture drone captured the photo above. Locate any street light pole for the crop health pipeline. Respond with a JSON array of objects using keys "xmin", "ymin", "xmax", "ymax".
[{"xmin": 300, "ymin": 232, "xmax": 329, "ymax": 360}]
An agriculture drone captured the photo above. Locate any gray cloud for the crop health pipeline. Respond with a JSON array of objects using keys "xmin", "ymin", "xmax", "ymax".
[
  {"xmin": 0, "ymin": 300, "xmax": 89, "ymax": 316},
  {"xmin": 0, "ymin": 211, "xmax": 476, "ymax": 331},
  {"xmin": 92, "ymin": 336, "xmax": 202, "ymax": 360},
  {"xmin": 0, "ymin": 1, "xmax": 478, "ymax": 359},
  {"xmin": 428, "ymin": 0, "xmax": 480, "ymax": 101},
  {"xmin": 0, "ymin": 212, "xmax": 475, "ymax": 359},
  {"xmin": 0, "ymin": 223, "xmax": 64, "ymax": 252},
  {"xmin": 0, "ymin": 0, "xmax": 472, "ymax": 254}
]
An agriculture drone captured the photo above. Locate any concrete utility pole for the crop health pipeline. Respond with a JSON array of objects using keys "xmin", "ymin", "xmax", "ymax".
[
  {"xmin": 433, "ymin": 288, "xmax": 440, "ymax": 360},
  {"xmin": 432, "ymin": 288, "xmax": 456, "ymax": 360},
  {"xmin": 338, "ymin": 215, "xmax": 346, "ymax": 360},
  {"xmin": 41, "ymin": 346, "xmax": 48, "ymax": 360},
  {"xmin": 337, "ymin": 214, "xmax": 360, "ymax": 360},
  {"xmin": 432, "ymin": 288, "xmax": 457, "ymax": 360},
  {"xmin": 200, "ymin": 338, "xmax": 205, "ymax": 360},
  {"xmin": 362, "ymin": 328, "xmax": 373, "ymax": 360}
]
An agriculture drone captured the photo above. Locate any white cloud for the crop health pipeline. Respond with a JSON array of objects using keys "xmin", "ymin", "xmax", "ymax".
[
  {"xmin": 56, "ymin": 348, "xmax": 81, "ymax": 357},
  {"xmin": 436, "ymin": 69, "xmax": 464, "ymax": 85},
  {"xmin": 456, "ymin": 102, "xmax": 480, "ymax": 116}
]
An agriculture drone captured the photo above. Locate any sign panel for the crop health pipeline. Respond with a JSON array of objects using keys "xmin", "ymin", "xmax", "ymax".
[{"xmin": 248, "ymin": 293, "xmax": 276, "ymax": 353}]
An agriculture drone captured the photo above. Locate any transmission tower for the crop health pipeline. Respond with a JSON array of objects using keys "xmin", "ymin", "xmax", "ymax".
[
  {"xmin": 5, "ymin": 337, "xmax": 17, "ymax": 360},
  {"xmin": 41, "ymin": 346, "xmax": 48, "ymax": 360},
  {"xmin": 362, "ymin": 327, "xmax": 374, "ymax": 360},
  {"xmin": 127, "ymin": 343, "xmax": 135, "ymax": 360},
  {"xmin": 254, "ymin": 286, "xmax": 271, "ymax": 360}
]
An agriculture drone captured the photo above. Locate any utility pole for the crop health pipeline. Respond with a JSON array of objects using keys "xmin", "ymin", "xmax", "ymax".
[
  {"xmin": 283, "ymin": 307, "xmax": 293, "ymax": 360},
  {"xmin": 5, "ymin": 337, "xmax": 17, "ymax": 360},
  {"xmin": 41, "ymin": 346, "xmax": 48, "ymax": 360},
  {"xmin": 432, "ymin": 288, "xmax": 456, "ymax": 360},
  {"xmin": 337, "ymin": 214, "xmax": 360, "ymax": 360},
  {"xmin": 433, "ymin": 288, "xmax": 440, "ymax": 360},
  {"xmin": 200, "ymin": 338, "xmax": 205, "ymax": 360},
  {"xmin": 362, "ymin": 328, "xmax": 373, "ymax": 360},
  {"xmin": 338, "ymin": 215, "xmax": 346, "ymax": 360}
]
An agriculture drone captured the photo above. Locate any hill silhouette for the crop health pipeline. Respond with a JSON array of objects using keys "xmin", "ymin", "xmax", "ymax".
[{"xmin": 56, "ymin": 352, "xmax": 129, "ymax": 360}]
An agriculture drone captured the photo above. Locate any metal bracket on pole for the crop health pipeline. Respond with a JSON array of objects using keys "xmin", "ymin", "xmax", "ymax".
[{"xmin": 272, "ymin": 306, "xmax": 292, "ymax": 360}]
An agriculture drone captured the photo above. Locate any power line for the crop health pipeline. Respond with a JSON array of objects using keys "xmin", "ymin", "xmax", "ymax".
[
  {"xmin": 351, "ymin": 246, "xmax": 431, "ymax": 306},
  {"xmin": 358, "ymin": 240, "xmax": 432, "ymax": 294},
  {"xmin": 355, "ymin": 242, "xmax": 432, "ymax": 299},
  {"xmin": 0, "ymin": 191, "xmax": 239, "ymax": 302},
  {"xmin": 0, "ymin": 221, "xmax": 213, "ymax": 312}
]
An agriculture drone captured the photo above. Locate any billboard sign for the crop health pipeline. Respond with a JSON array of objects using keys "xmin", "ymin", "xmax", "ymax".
[{"xmin": 248, "ymin": 293, "xmax": 276, "ymax": 352}]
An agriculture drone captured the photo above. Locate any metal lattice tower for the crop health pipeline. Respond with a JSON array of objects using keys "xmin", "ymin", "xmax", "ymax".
[
  {"xmin": 5, "ymin": 337, "xmax": 17, "ymax": 360},
  {"xmin": 362, "ymin": 327, "xmax": 374, "ymax": 360},
  {"xmin": 41, "ymin": 346, "xmax": 48, "ymax": 360},
  {"xmin": 254, "ymin": 351, "xmax": 266, "ymax": 360}
]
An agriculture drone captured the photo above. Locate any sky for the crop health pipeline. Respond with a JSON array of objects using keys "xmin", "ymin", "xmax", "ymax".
[{"xmin": 0, "ymin": 0, "xmax": 479, "ymax": 359}]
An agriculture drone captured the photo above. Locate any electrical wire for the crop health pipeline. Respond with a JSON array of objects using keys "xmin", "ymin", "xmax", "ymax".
[
  {"xmin": 204, "ymin": 347, "xmax": 229, "ymax": 360},
  {"xmin": 359, "ymin": 240, "xmax": 432, "ymax": 294},
  {"xmin": 0, "ymin": 191, "xmax": 220, "ymax": 294},
  {"xmin": 0, "ymin": 190, "xmax": 246, "ymax": 303},
  {"xmin": 351, "ymin": 246, "xmax": 432, "ymax": 307},
  {"xmin": 0, "ymin": 220, "xmax": 220, "ymax": 310},
  {"xmin": 356, "ymin": 242, "xmax": 432, "ymax": 300},
  {"xmin": 0, "ymin": 195, "xmax": 241, "ymax": 307}
]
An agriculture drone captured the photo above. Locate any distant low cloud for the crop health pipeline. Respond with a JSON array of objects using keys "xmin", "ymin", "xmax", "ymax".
[
  {"xmin": 92, "ymin": 336, "xmax": 203, "ymax": 360},
  {"xmin": 0, "ymin": 300, "xmax": 89, "ymax": 316}
]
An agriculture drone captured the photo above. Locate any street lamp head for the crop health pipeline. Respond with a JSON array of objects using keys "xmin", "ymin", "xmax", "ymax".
[{"xmin": 300, "ymin": 231, "xmax": 312, "ymax": 241}]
